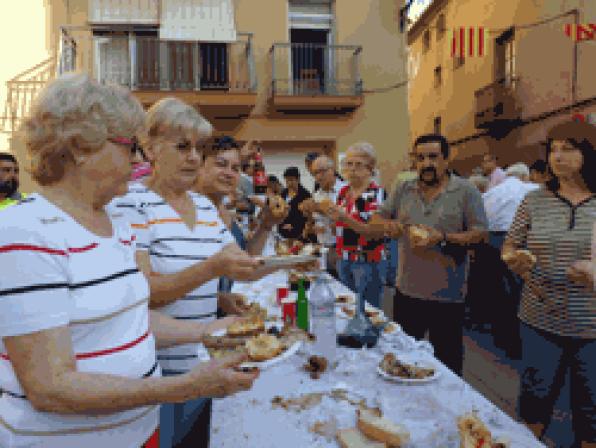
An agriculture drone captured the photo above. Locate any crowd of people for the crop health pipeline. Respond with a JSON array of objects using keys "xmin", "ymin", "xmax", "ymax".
[{"xmin": 0, "ymin": 73, "xmax": 595, "ymax": 447}]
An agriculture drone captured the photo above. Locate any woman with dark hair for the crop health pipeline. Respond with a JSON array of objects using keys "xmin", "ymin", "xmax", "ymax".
[
  {"xmin": 279, "ymin": 166, "xmax": 312, "ymax": 241},
  {"xmin": 502, "ymin": 121, "xmax": 596, "ymax": 447}
]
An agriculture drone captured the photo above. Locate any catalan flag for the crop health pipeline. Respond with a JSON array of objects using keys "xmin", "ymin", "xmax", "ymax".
[
  {"xmin": 450, "ymin": 27, "xmax": 486, "ymax": 57},
  {"xmin": 564, "ymin": 23, "xmax": 596, "ymax": 41}
]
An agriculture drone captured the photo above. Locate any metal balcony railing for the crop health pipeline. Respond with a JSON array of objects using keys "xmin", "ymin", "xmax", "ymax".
[
  {"xmin": 0, "ymin": 57, "xmax": 56, "ymax": 134},
  {"xmin": 270, "ymin": 43, "xmax": 362, "ymax": 96},
  {"xmin": 59, "ymin": 27, "xmax": 256, "ymax": 93},
  {"xmin": 474, "ymin": 77, "xmax": 521, "ymax": 129}
]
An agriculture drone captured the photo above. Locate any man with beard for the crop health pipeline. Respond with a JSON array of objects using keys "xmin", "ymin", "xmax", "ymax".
[
  {"xmin": 371, "ymin": 134, "xmax": 488, "ymax": 375},
  {"xmin": 0, "ymin": 153, "xmax": 25, "ymax": 211}
]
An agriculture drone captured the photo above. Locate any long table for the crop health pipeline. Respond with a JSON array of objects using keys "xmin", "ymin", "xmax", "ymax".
[{"xmin": 211, "ymin": 271, "xmax": 544, "ymax": 447}]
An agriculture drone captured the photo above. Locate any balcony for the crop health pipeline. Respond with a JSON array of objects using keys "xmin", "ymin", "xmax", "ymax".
[
  {"xmin": 59, "ymin": 27, "xmax": 257, "ymax": 120},
  {"xmin": 474, "ymin": 77, "xmax": 522, "ymax": 130},
  {"xmin": 270, "ymin": 43, "xmax": 363, "ymax": 115}
]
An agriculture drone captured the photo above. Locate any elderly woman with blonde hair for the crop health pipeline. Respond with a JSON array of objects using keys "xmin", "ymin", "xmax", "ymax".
[
  {"xmin": 320, "ymin": 142, "xmax": 387, "ymax": 308},
  {"xmin": 111, "ymin": 97, "xmax": 273, "ymax": 447},
  {"xmin": 0, "ymin": 73, "xmax": 258, "ymax": 448}
]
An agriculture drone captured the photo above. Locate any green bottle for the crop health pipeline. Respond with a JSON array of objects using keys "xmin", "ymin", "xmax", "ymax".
[{"xmin": 296, "ymin": 278, "xmax": 309, "ymax": 331}]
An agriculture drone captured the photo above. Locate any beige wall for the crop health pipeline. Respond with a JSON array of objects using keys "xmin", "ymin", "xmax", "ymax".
[
  {"xmin": 34, "ymin": 0, "xmax": 409, "ymax": 189},
  {"xmin": 408, "ymin": 0, "xmax": 595, "ymax": 173}
]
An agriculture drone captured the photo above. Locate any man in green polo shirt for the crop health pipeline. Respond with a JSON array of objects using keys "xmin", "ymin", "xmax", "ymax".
[{"xmin": 0, "ymin": 153, "xmax": 26, "ymax": 211}]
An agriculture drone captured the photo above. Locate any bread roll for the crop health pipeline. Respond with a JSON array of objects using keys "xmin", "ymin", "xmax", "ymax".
[
  {"xmin": 408, "ymin": 226, "xmax": 429, "ymax": 240},
  {"xmin": 245, "ymin": 334, "xmax": 283, "ymax": 361},
  {"xmin": 357, "ymin": 409, "xmax": 410, "ymax": 447},
  {"xmin": 457, "ymin": 413, "xmax": 492, "ymax": 448},
  {"xmin": 336, "ymin": 428, "xmax": 386, "ymax": 448}
]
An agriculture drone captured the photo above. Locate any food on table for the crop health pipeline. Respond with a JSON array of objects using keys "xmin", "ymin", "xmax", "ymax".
[
  {"xmin": 245, "ymin": 333, "xmax": 284, "ymax": 361},
  {"xmin": 408, "ymin": 225, "xmax": 430, "ymax": 241},
  {"xmin": 227, "ymin": 316, "xmax": 265, "ymax": 337},
  {"xmin": 309, "ymin": 419, "xmax": 337, "ymax": 441},
  {"xmin": 276, "ymin": 240, "xmax": 304, "ymax": 256},
  {"xmin": 370, "ymin": 314, "xmax": 386, "ymax": 327},
  {"xmin": 336, "ymin": 294, "xmax": 355, "ymax": 304},
  {"xmin": 457, "ymin": 412, "xmax": 509, "ymax": 448},
  {"xmin": 300, "ymin": 243, "xmax": 322, "ymax": 257},
  {"xmin": 379, "ymin": 353, "xmax": 435, "ymax": 380},
  {"xmin": 303, "ymin": 355, "xmax": 328, "ymax": 379},
  {"xmin": 278, "ymin": 325, "xmax": 316, "ymax": 345},
  {"xmin": 271, "ymin": 392, "xmax": 324, "ymax": 411},
  {"xmin": 357, "ymin": 408, "xmax": 411, "ymax": 447},
  {"xmin": 207, "ymin": 347, "xmax": 245, "ymax": 359},
  {"xmin": 384, "ymin": 322, "xmax": 398, "ymax": 334},
  {"xmin": 336, "ymin": 428, "xmax": 386, "ymax": 448},
  {"xmin": 269, "ymin": 195, "xmax": 288, "ymax": 219},
  {"xmin": 341, "ymin": 305, "xmax": 355, "ymax": 318}
]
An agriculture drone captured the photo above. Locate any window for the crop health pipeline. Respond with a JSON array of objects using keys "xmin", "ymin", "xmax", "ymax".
[
  {"xmin": 434, "ymin": 117, "xmax": 442, "ymax": 134},
  {"xmin": 436, "ymin": 14, "xmax": 446, "ymax": 40},
  {"xmin": 434, "ymin": 66, "xmax": 442, "ymax": 88},
  {"xmin": 496, "ymin": 28, "xmax": 516, "ymax": 88},
  {"xmin": 423, "ymin": 29, "xmax": 431, "ymax": 52}
]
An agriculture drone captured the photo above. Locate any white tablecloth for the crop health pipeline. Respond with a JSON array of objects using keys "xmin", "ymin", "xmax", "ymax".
[{"xmin": 211, "ymin": 271, "xmax": 543, "ymax": 448}]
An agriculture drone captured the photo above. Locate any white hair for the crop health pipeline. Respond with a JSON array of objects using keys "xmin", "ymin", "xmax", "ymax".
[
  {"xmin": 22, "ymin": 72, "xmax": 145, "ymax": 185},
  {"xmin": 345, "ymin": 141, "xmax": 377, "ymax": 168},
  {"xmin": 313, "ymin": 154, "xmax": 335, "ymax": 170},
  {"xmin": 506, "ymin": 162, "xmax": 530, "ymax": 181}
]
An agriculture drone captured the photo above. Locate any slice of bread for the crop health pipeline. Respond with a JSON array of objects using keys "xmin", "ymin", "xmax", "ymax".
[
  {"xmin": 336, "ymin": 428, "xmax": 386, "ymax": 448},
  {"xmin": 357, "ymin": 409, "xmax": 410, "ymax": 447}
]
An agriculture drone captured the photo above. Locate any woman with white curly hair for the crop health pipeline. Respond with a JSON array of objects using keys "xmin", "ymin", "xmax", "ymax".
[{"xmin": 0, "ymin": 73, "xmax": 258, "ymax": 448}]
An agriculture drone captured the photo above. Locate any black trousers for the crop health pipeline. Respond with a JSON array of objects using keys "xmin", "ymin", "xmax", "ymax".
[
  {"xmin": 394, "ymin": 290, "xmax": 464, "ymax": 376},
  {"xmin": 176, "ymin": 399, "xmax": 212, "ymax": 448}
]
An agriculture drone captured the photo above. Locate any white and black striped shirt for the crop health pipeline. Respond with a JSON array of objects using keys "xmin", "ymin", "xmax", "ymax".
[
  {"xmin": 111, "ymin": 183, "xmax": 234, "ymax": 374},
  {"xmin": 506, "ymin": 188, "xmax": 596, "ymax": 338}
]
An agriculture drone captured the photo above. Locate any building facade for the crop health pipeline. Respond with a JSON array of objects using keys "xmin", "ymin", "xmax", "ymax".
[
  {"xmin": 5, "ymin": 0, "xmax": 410, "ymax": 194},
  {"xmin": 407, "ymin": 0, "xmax": 596, "ymax": 173}
]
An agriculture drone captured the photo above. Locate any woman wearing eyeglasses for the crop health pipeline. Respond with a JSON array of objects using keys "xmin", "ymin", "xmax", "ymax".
[
  {"xmin": 0, "ymin": 74, "xmax": 259, "ymax": 448},
  {"xmin": 111, "ymin": 98, "xmax": 270, "ymax": 448},
  {"xmin": 320, "ymin": 142, "xmax": 387, "ymax": 308}
]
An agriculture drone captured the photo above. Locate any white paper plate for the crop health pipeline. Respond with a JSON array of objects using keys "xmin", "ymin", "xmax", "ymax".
[
  {"xmin": 259, "ymin": 254, "xmax": 317, "ymax": 268},
  {"xmin": 210, "ymin": 324, "xmax": 302, "ymax": 370},
  {"xmin": 376, "ymin": 360, "xmax": 441, "ymax": 384}
]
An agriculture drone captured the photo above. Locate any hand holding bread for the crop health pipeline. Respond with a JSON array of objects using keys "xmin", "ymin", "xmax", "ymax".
[{"xmin": 501, "ymin": 249, "xmax": 536, "ymax": 277}]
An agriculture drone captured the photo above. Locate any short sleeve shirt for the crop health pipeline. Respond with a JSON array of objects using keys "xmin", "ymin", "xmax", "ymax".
[
  {"xmin": 110, "ymin": 183, "xmax": 234, "ymax": 374},
  {"xmin": 0, "ymin": 194, "xmax": 158, "ymax": 447},
  {"xmin": 379, "ymin": 175, "xmax": 488, "ymax": 302},
  {"xmin": 506, "ymin": 189, "xmax": 596, "ymax": 338}
]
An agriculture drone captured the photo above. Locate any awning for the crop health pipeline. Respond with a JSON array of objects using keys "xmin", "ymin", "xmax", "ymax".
[
  {"xmin": 159, "ymin": 0, "xmax": 237, "ymax": 42},
  {"xmin": 89, "ymin": 0, "xmax": 159, "ymax": 24}
]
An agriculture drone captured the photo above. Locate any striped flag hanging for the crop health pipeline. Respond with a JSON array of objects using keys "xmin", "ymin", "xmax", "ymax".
[
  {"xmin": 450, "ymin": 27, "xmax": 486, "ymax": 57},
  {"xmin": 564, "ymin": 23, "xmax": 596, "ymax": 41}
]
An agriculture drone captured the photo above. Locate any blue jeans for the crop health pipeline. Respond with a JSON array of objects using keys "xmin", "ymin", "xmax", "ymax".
[
  {"xmin": 385, "ymin": 239, "xmax": 398, "ymax": 287},
  {"xmin": 519, "ymin": 322, "xmax": 596, "ymax": 444},
  {"xmin": 338, "ymin": 259, "xmax": 387, "ymax": 309},
  {"xmin": 160, "ymin": 369, "xmax": 211, "ymax": 448}
]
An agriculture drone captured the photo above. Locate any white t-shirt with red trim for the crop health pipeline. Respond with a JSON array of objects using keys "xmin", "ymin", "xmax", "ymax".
[
  {"xmin": 0, "ymin": 194, "xmax": 159, "ymax": 448},
  {"xmin": 110, "ymin": 184, "xmax": 234, "ymax": 374}
]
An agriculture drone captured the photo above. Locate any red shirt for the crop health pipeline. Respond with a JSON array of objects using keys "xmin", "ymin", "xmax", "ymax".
[{"xmin": 335, "ymin": 181, "xmax": 385, "ymax": 262}]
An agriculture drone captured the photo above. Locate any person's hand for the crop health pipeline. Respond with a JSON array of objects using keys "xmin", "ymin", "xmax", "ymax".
[
  {"xmin": 502, "ymin": 249, "xmax": 536, "ymax": 278},
  {"xmin": 298, "ymin": 199, "xmax": 317, "ymax": 215},
  {"xmin": 211, "ymin": 244, "xmax": 264, "ymax": 281},
  {"xmin": 321, "ymin": 204, "xmax": 346, "ymax": 222},
  {"xmin": 567, "ymin": 260, "xmax": 594, "ymax": 289},
  {"xmin": 383, "ymin": 220, "xmax": 405, "ymax": 239},
  {"xmin": 259, "ymin": 199, "xmax": 287, "ymax": 229},
  {"xmin": 408, "ymin": 224, "xmax": 443, "ymax": 248},
  {"xmin": 281, "ymin": 223, "xmax": 293, "ymax": 231},
  {"xmin": 218, "ymin": 293, "xmax": 250, "ymax": 315},
  {"xmin": 204, "ymin": 316, "xmax": 242, "ymax": 335},
  {"xmin": 184, "ymin": 351, "xmax": 259, "ymax": 400}
]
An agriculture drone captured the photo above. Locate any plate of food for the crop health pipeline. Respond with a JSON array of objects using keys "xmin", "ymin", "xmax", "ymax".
[
  {"xmin": 209, "ymin": 322, "xmax": 309, "ymax": 370},
  {"xmin": 377, "ymin": 353, "xmax": 440, "ymax": 384},
  {"xmin": 258, "ymin": 254, "xmax": 318, "ymax": 269}
]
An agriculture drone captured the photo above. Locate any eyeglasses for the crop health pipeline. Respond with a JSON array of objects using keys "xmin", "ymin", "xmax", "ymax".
[
  {"xmin": 109, "ymin": 137, "xmax": 137, "ymax": 155},
  {"xmin": 341, "ymin": 160, "xmax": 370, "ymax": 171}
]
